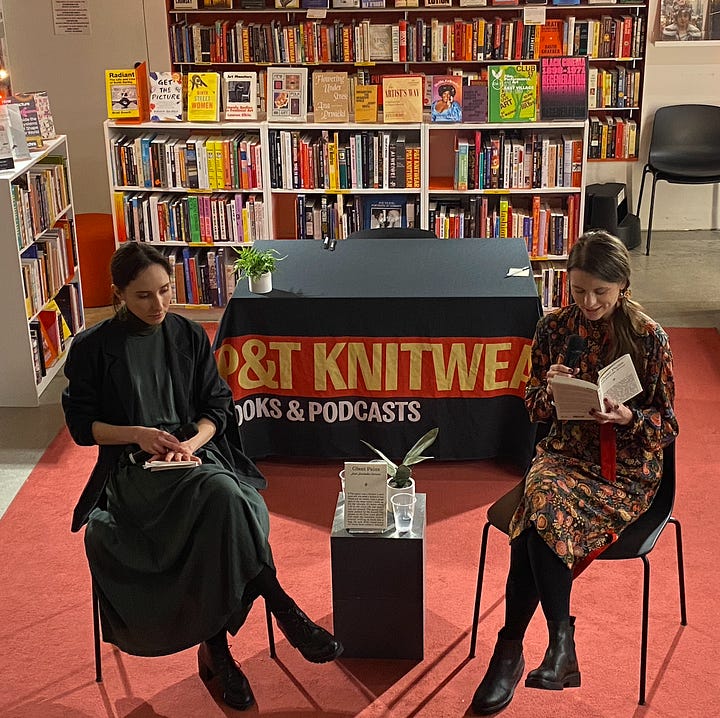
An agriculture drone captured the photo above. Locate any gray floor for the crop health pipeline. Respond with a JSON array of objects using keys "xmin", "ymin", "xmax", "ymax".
[{"xmin": 1, "ymin": 230, "xmax": 718, "ymax": 518}]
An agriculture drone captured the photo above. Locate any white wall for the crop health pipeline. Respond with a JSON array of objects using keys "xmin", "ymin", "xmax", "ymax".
[
  {"xmin": 3, "ymin": 0, "xmax": 719, "ymax": 229},
  {"xmin": 2, "ymin": 0, "xmax": 169, "ymax": 214}
]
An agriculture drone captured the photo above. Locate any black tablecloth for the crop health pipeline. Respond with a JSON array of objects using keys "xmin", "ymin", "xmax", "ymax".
[{"xmin": 214, "ymin": 238, "xmax": 542, "ymax": 465}]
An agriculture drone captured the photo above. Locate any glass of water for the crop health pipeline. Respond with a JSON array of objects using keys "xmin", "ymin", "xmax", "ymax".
[{"xmin": 391, "ymin": 493, "xmax": 416, "ymax": 535}]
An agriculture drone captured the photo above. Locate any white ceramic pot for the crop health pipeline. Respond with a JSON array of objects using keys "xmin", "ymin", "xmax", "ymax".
[
  {"xmin": 387, "ymin": 476, "xmax": 415, "ymax": 514},
  {"xmin": 248, "ymin": 272, "xmax": 272, "ymax": 294}
]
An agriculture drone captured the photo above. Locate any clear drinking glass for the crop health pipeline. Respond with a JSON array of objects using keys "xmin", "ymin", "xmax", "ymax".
[{"xmin": 391, "ymin": 492, "xmax": 416, "ymax": 534}]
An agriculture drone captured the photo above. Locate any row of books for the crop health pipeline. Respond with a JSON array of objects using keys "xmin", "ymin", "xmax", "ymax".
[
  {"xmin": 449, "ymin": 130, "xmax": 583, "ymax": 192},
  {"xmin": 588, "ymin": 115, "xmax": 637, "ymax": 160},
  {"xmin": 589, "ymin": 65, "xmax": 641, "ymax": 110},
  {"xmin": 295, "ymin": 192, "xmax": 420, "ymax": 240},
  {"xmin": 114, "ymin": 191, "xmax": 266, "ymax": 245},
  {"xmin": 29, "ymin": 285, "xmax": 82, "ymax": 384},
  {"xmin": 20, "ymin": 219, "xmax": 75, "ymax": 319},
  {"xmin": 109, "ymin": 132, "xmax": 264, "ymax": 192},
  {"xmin": 567, "ymin": 15, "xmax": 646, "ymax": 61},
  {"xmin": 427, "ymin": 193, "xmax": 580, "ymax": 257},
  {"xmin": 533, "ymin": 262, "xmax": 569, "ymax": 311},
  {"xmin": 169, "ymin": 14, "xmax": 644, "ymax": 67},
  {"xmin": 10, "ymin": 159, "xmax": 71, "ymax": 249},
  {"xmin": 268, "ymin": 129, "xmax": 421, "ymax": 191},
  {"xmin": 163, "ymin": 245, "xmax": 238, "ymax": 307}
]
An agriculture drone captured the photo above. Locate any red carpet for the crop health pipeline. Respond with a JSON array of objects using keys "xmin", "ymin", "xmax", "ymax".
[{"xmin": 0, "ymin": 328, "xmax": 718, "ymax": 717}]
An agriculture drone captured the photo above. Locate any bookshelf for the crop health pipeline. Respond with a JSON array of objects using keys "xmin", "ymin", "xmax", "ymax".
[
  {"xmin": 103, "ymin": 119, "xmax": 267, "ymax": 309},
  {"xmin": 164, "ymin": 0, "xmax": 648, "ymax": 161},
  {"xmin": 0, "ymin": 135, "xmax": 85, "ymax": 407}
]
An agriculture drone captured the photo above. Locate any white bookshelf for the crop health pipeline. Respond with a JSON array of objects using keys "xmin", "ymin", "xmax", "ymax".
[{"xmin": 0, "ymin": 135, "xmax": 84, "ymax": 407}]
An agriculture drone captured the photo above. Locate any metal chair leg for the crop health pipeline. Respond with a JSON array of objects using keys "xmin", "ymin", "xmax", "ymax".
[
  {"xmin": 668, "ymin": 517, "xmax": 688, "ymax": 625},
  {"xmin": 92, "ymin": 584, "xmax": 103, "ymax": 683},
  {"xmin": 645, "ymin": 176, "xmax": 659, "ymax": 256},
  {"xmin": 638, "ymin": 556, "xmax": 650, "ymax": 706},
  {"xmin": 636, "ymin": 164, "xmax": 650, "ymax": 216},
  {"xmin": 469, "ymin": 521, "xmax": 492, "ymax": 659},
  {"xmin": 265, "ymin": 600, "xmax": 276, "ymax": 659}
]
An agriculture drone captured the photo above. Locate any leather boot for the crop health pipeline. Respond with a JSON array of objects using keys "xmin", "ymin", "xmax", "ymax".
[
  {"xmin": 525, "ymin": 617, "xmax": 581, "ymax": 690},
  {"xmin": 274, "ymin": 602, "xmax": 343, "ymax": 663},
  {"xmin": 471, "ymin": 633, "xmax": 525, "ymax": 715},
  {"xmin": 198, "ymin": 639, "xmax": 255, "ymax": 711}
]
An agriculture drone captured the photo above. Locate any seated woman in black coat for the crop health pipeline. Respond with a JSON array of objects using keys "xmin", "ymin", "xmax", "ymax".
[{"xmin": 63, "ymin": 242, "xmax": 342, "ymax": 711}]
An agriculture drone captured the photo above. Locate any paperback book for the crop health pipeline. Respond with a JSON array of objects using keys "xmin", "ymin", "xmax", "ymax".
[
  {"xmin": 539, "ymin": 56, "xmax": 588, "ymax": 121},
  {"xmin": 462, "ymin": 81, "xmax": 488, "ymax": 122},
  {"xmin": 312, "ymin": 71, "xmax": 350, "ymax": 123},
  {"xmin": 551, "ymin": 353, "xmax": 642, "ymax": 421},
  {"xmin": 105, "ymin": 63, "xmax": 150, "ymax": 123},
  {"xmin": 354, "ymin": 84, "xmax": 379, "ymax": 122},
  {"xmin": 267, "ymin": 67, "xmax": 308, "ymax": 122},
  {"xmin": 365, "ymin": 194, "xmax": 406, "ymax": 229},
  {"xmin": 149, "ymin": 71, "xmax": 183, "ymax": 122},
  {"xmin": 223, "ymin": 71, "xmax": 258, "ymax": 121},
  {"xmin": 430, "ymin": 76, "xmax": 463, "ymax": 122},
  {"xmin": 381, "ymin": 75, "xmax": 424, "ymax": 123},
  {"xmin": 488, "ymin": 65, "xmax": 538, "ymax": 123},
  {"xmin": 187, "ymin": 71, "xmax": 220, "ymax": 122},
  {"xmin": 4, "ymin": 93, "xmax": 44, "ymax": 149},
  {"xmin": 0, "ymin": 115, "xmax": 14, "ymax": 170}
]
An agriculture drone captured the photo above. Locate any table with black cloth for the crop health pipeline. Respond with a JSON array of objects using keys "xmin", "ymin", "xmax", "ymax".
[{"xmin": 213, "ymin": 238, "xmax": 543, "ymax": 466}]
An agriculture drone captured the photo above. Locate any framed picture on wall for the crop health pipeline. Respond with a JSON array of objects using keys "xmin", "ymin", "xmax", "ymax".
[{"xmin": 658, "ymin": 0, "xmax": 718, "ymax": 41}]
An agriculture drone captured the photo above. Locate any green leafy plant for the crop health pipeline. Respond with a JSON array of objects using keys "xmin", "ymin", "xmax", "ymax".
[
  {"xmin": 233, "ymin": 247, "xmax": 286, "ymax": 279},
  {"xmin": 361, "ymin": 427, "xmax": 439, "ymax": 489}
]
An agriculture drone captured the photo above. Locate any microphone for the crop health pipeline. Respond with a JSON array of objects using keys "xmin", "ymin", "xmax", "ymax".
[
  {"xmin": 129, "ymin": 422, "xmax": 199, "ymax": 465},
  {"xmin": 564, "ymin": 335, "xmax": 587, "ymax": 369}
]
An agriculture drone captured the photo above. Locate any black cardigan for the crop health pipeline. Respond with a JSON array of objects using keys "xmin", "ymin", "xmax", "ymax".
[{"xmin": 62, "ymin": 312, "xmax": 265, "ymax": 532}]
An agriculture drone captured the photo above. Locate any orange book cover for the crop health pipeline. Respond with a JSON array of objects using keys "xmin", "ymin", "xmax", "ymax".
[{"xmin": 537, "ymin": 20, "xmax": 565, "ymax": 58}]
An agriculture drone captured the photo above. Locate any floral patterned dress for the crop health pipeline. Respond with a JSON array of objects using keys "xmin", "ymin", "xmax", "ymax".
[{"xmin": 509, "ymin": 304, "xmax": 679, "ymax": 570}]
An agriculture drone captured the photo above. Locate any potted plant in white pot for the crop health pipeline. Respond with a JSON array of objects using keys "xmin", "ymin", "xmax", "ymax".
[
  {"xmin": 361, "ymin": 427, "xmax": 439, "ymax": 511},
  {"xmin": 233, "ymin": 246, "xmax": 286, "ymax": 294}
]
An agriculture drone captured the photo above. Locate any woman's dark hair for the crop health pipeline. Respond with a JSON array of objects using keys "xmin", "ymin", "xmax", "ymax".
[
  {"xmin": 567, "ymin": 229, "xmax": 648, "ymax": 368},
  {"xmin": 438, "ymin": 83, "xmax": 456, "ymax": 97},
  {"xmin": 110, "ymin": 242, "xmax": 172, "ymax": 310}
]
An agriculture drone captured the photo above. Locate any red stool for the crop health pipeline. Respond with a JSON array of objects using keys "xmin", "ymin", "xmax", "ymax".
[{"xmin": 75, "ymin": 213, "xmax": 115, "ymax": 308}]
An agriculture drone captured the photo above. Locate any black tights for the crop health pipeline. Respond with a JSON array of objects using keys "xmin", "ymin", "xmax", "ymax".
[
  {"xmin": 500, "ymin": 528, "xmax": 573, "ymax": 641},
  {"xmin": 207, "ymin": 565, "xmax": 294, "ymax": 647}
]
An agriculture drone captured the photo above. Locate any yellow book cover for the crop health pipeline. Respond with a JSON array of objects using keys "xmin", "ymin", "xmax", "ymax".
[
  {"xmin": 187, "ymin": 72, "xmax": 220, "ymax": 122},
  {"xmin": 105, "ymin": 68, "xmax": 142, "ymax": 120},
  {"xmin": 205, "ymin": 138, "xmax": 218, "ymax": 189},
  {"xmin": 382, "ymin": 75, "xmax": 424, "ymax": 123},
  {"xmin": 354, "ymin": 85, "xmax": 378, "ymax": 123}
]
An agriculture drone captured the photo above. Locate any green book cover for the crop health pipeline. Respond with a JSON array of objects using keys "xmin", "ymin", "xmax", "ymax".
[
  {"xmin": 187, "ymin": 195, "xmax": 202, "ymax": 243},
  {"xmin": 488, "ymin": 65, "xmax": 538, "ymax": 123}
]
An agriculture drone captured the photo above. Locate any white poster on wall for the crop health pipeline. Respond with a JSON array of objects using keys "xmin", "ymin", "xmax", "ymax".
[{"xmin": 52, "ymin": 0, "xmax": 92, "ymax": 36}]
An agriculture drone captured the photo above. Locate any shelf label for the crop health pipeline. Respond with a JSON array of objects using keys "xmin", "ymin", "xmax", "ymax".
[{"xmin": 523, "ymin": 7, "xmax": 546, "ymax": 25}]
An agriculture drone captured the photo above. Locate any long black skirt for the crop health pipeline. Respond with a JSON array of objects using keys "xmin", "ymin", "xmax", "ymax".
[{"xmin": 85, "ymin": 454, "xmax": 273, "ymax": 657}]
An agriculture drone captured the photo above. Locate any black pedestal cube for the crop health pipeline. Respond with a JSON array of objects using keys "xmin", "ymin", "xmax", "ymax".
[
  {"xmin": 585, "ymin": 182, "xmax": 641, "ymax": 250},
  {"xmin": 330, "ymin": 493, "xmax": 425, "ymax": 660}
]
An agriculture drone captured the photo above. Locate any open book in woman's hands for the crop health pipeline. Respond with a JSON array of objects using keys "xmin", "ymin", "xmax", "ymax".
[{"xmin": 551, "ymin": 354, "xmax": 642, "ymax": 421}]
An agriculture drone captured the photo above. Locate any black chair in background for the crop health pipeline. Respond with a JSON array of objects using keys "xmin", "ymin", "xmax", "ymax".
[
  {"xmin": 636, "ymin": 104, "xmax": 720, "ymax": 256},
  {"xmin": 345, "ymin": 227, "xmax": 438, "ymax": 239},
  {"xmin": 91, "ymin": 584, "xmax": 276, "ymax": 682},
  {"xmin": 468, "ymin": 439, "xmax": 686, "ymax": 706}
]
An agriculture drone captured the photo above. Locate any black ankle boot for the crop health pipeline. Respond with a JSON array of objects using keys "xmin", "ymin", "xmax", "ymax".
[
  {"xmin": 471, "ymin": 633, "xmax": 524, "ymax": 715},
  {"xmin": 274, "ymin": 603, "xmax": 343, "ymax": 663},
  {"xmin": 198, "ymin": 640, "xmax": 255, "ymax": 711},
  {"xmin": 525, "ymin": 617, "xmax": 581, "ymax": 690}
]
